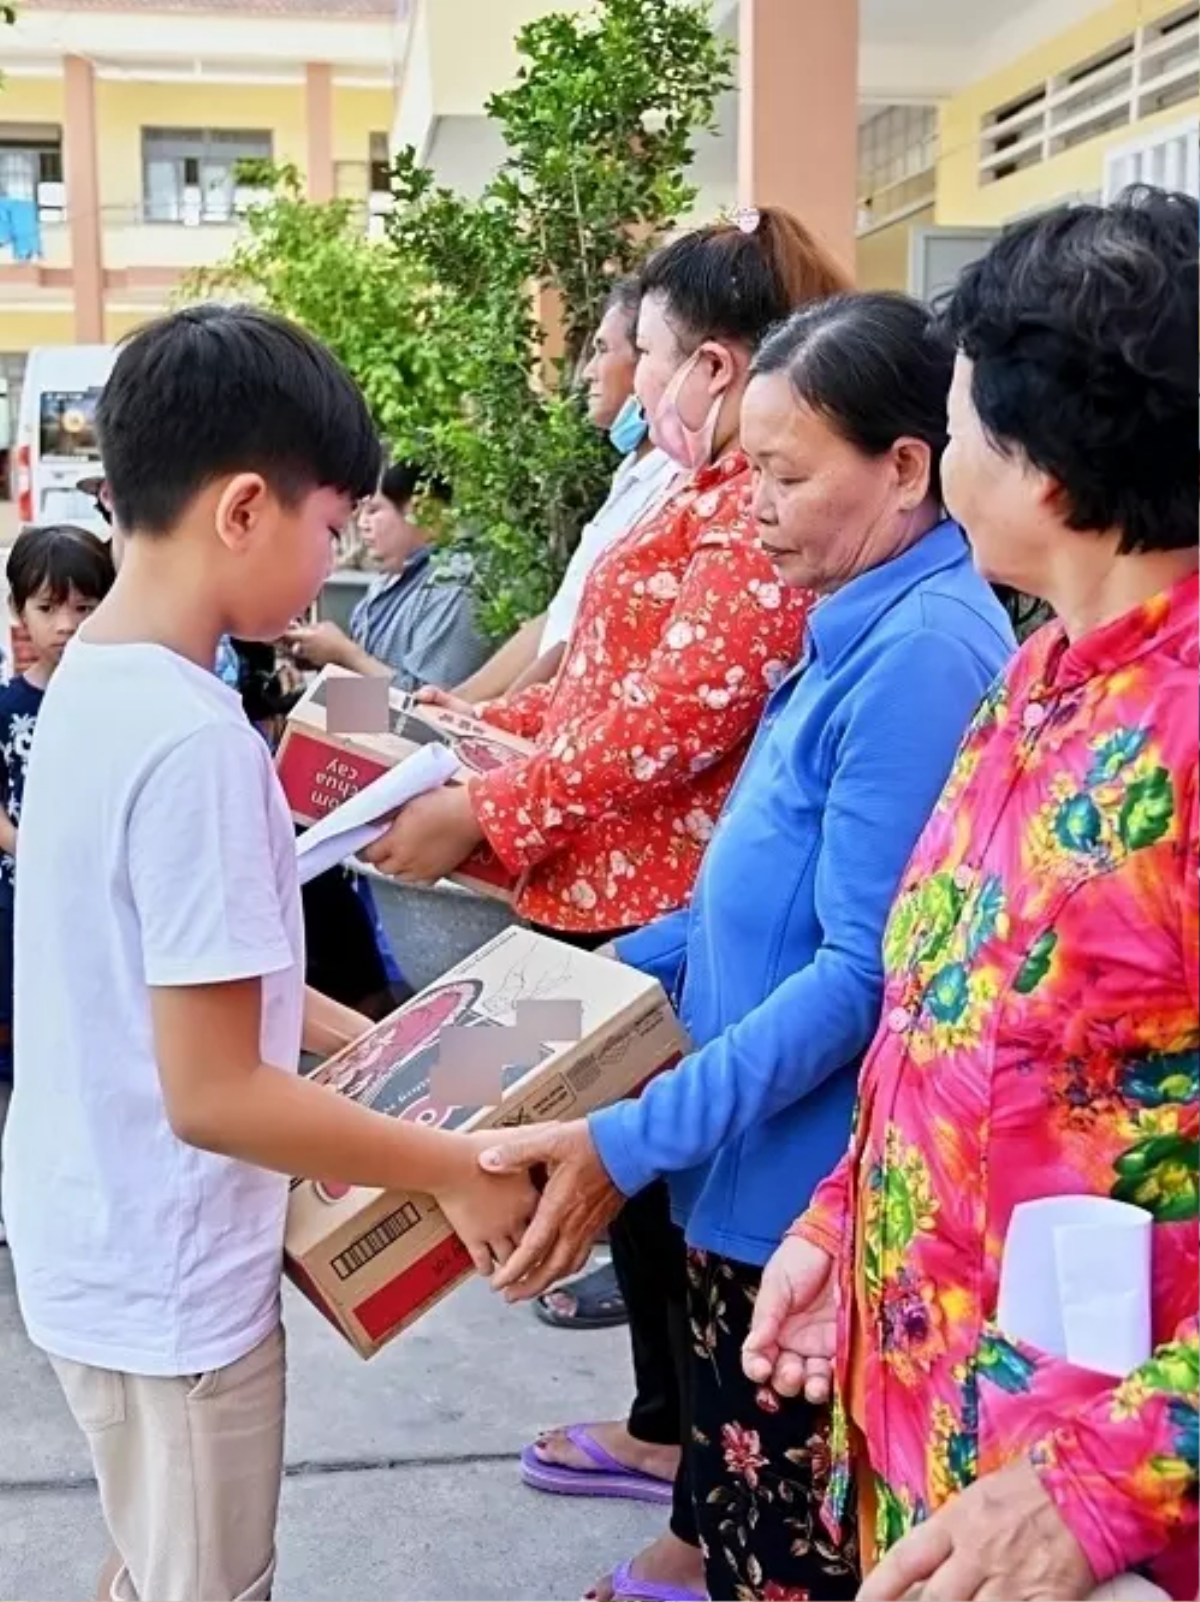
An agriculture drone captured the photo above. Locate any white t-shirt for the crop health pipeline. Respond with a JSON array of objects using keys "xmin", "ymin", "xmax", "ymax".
[
  {"xmin": 2, "ymin": 639, "xmax": 305, "ymax": 1377},
  {"xmin": 541, "ymin": 447, "xmax": 678, "ymax": 653}
]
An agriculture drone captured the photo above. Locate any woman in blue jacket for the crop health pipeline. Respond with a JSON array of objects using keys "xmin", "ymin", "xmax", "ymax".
[{"xmin": 483, "ymin": 294, "xmax": 1016, "ymax": 1602}]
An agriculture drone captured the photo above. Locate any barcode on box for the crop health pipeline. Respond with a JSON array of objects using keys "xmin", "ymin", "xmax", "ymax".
[{"xmin": 332, "ymin": 1202, "xmax": 422, "ymax": 1280}]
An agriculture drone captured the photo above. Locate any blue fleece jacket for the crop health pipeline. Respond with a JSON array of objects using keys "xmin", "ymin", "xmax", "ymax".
[{"xmin": 589, "ymin": 520, "xmax": 1015, "ymax": 1266}]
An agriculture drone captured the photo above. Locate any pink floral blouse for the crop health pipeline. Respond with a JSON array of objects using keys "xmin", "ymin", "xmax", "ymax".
[
  {"xmin": 471, "ymin": 452, "xmax": 812, "ymax": 934},
  {"xmin": 799, "ymin": 573, "xmax": 1199, "ymax": 1597}
]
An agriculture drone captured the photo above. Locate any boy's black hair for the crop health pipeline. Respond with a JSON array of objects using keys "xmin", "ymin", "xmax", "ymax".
[
  {"xmin": 753, "ymin": 291, "xmax": 955, "ymax": 503},
  {"xmin": 7, "ymin": 524, "xmax": 115, "ymax": 614},
  {"xmin": 379, "ymin": 461, "xmax": 452, "ymax": 513},
  {"xmin": 97, "ymin": 304, "xmax": 383, "ymax": 535},
  {"xmin": 940, "ymin": 186, "xmax": 1199, "ymax": 555}
]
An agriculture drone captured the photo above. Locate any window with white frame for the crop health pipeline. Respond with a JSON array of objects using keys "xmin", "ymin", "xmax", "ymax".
[
  {"xmin": 1104, "ymin": 115, "xmax": 1200, "ymax": 199},
  {"xmin": 978, "ymin": 2, "xmax": 1199, "ymax": 187},
  {"xmin": 0, "ymin": 125, "xmax": 65, "ymax": 221},
  {"xmin": 857, "ymin": 106, "xmax": 937, "ymax": 234},
  {"xmin": 142, "ymin": 128, "xmax": 273, "ymax": 224}
]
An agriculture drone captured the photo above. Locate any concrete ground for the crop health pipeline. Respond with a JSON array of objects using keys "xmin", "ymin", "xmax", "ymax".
[{"xmin": 0, "ymin": 1249, "xmax": 662, "ymax": 1601}]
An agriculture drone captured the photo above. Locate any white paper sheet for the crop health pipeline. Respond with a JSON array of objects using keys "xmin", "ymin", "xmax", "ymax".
[
  {"xmin": 997, "ymin": 1195, "xmax": 1152, "ymax": 1378},
  {"xmin": 295, "ymin": 743, "xmax": 459, "ymax": 886}
]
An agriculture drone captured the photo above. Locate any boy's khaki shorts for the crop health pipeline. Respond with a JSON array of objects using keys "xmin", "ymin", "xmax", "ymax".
[{"xmin": 50, "ymin": 1323, "xmax": 285, "ymax": 1602}]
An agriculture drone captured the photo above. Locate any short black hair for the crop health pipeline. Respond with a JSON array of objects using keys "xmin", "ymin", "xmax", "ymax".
[
  {"xmin": 940, "ymin": 186, "xmax": 1199, "ymax": 554},
  {"xmin": 7, "ymin": 524, "xmax": 115, "ymax": 614},
  {"xmin": 640, "ymin": 208, "xmax": 850, "ymax": 353},
  {"xmin": 753, "ymin": 292, "xmax": 955, "ymax": 502},
  {"xmin": 603, "ymin": 276, "xmax": 643, "ymax": 346},
  {"xmin": 97, "ymin": 304, "xmax": 382, "ymax": 535},
  {"xmin": 379, "ymin": 461, "xmax": 452, "ymax": 514}
]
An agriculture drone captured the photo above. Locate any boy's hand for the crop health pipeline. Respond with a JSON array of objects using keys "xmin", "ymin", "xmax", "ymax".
[{"xmin": 432, "ymin": 1133, "xmax": 540, "ymax": 1275}]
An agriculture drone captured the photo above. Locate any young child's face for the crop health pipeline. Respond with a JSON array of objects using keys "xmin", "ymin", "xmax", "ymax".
[{"xmin": 19, "ymin": 583, "xmax": 102, "ymax": 667}]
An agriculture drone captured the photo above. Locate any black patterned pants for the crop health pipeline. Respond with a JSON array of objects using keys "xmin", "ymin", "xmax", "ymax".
[{"xmin": 686, "ymin": 1249, "xmax": 860, "ymax": 1602}]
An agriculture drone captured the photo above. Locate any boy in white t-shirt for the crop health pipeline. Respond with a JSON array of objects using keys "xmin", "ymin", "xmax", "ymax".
[{"xmin": 0, "ymin": 306, "xmax": 538, "ymax": 1602}]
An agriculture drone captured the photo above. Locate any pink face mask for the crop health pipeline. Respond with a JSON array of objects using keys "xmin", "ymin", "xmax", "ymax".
[{"xmin": 651, "ymin": 350, "xmax": 725, "ymax": 471}]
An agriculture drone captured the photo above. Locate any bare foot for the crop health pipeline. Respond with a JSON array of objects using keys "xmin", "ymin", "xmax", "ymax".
[
  {"xmin": 532, "ymin": 1420, "xmax": 680, "ymax": 1485},
  {"xmin": 585, "ymin": 1530, "xmax": 706, "ymax": 1602}
]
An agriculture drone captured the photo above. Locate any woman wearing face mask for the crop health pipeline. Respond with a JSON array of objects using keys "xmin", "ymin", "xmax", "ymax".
[
  {"xmin": 364, "ymin": 210, "xmax": 846, "ymax": 941},
  {"xmin": 475, "ymin": 294, "xmax": 1016, "ymax": 1601}
]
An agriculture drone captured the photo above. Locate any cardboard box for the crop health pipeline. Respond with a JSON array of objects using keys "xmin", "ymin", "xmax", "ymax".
[
  {"xmin": 276, "ymin": 666, "xmax": 535, "ymax": 900},
  {"xmin": 286, "ymin": 926, "xmax": 686, "ymax": 1357}
]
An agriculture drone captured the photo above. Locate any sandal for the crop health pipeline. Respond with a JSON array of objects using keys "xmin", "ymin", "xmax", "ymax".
[
  {"xmin": 520, "ymin": 1424, "xmax": 674, "ymax": 1505},
  {"xmin": 534, "ymin": 1260, "xmax": 627, "ymax": 1330},
  {"xmin": 610, "ymin": 1560, "xmax": 706, "ymax": 1602}
]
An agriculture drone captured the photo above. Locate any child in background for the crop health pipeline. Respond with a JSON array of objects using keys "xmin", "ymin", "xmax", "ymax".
[
  {"xmin": 0, "ymin": 525, "xmax": 114, "ymax": 1244},
  {"xmin": 0, "ymin": 305, "xmax": 537, "ymax": 1602}
]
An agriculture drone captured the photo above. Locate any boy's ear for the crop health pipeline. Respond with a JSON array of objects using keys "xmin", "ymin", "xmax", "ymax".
[{"xmin": 214, "ymin": 473, "xmax": 271, "ymax": 555}]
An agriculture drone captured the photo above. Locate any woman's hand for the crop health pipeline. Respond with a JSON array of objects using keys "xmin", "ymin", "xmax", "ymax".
[
  {"xmin": 360, "ymin": 786, "xmax": 485, "ymax": 884},
  {"xmin": 417, "ymin": 685, "xmax": 478, "ymax": 720},
  {"xmin": 476, "ymin": 1120, "xmax": 622, "ymax": 1299},
  {"xmin": 857, "ymin": 1459, "xmax": 1095, "ymax": 1601},
  {"xmin": 284, "ymin": 620, "xmax": 355, "ymax": 671},
  {"xmin": 742, "ymin": 1234, "xmax": 836, "ymax": 1402}
]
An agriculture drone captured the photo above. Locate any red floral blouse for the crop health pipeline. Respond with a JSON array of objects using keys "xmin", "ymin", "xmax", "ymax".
[{"xmin": 470, "ymin": 451, "xmax": 812, "ymax": 934}]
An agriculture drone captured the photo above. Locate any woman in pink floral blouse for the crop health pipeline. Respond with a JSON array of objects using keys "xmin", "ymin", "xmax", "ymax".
[{"xmin": 745, "ymin": 188, "xmax": 1199, "ymax": 1601}]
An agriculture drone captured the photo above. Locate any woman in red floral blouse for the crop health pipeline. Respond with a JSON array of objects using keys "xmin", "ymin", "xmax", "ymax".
[
  {"xmin": 365, "ymin": 210, "xmax": 849, "ymax": 1602},
  {"xmin": 365, "ymin": 212, "xmax": 848, "ymax": 939}
]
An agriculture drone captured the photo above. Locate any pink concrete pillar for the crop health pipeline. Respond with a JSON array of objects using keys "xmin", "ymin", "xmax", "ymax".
[
  {"xmin": 64, "ymin": 54, "xmax": 105, "ymax": 343},
  {"xmin": 738, "ymin": 0, "xmax": 859, "ymax": 280},
  {"xmin": 306, "ymin": 63, "xmax": 335, "ymax": 203}
]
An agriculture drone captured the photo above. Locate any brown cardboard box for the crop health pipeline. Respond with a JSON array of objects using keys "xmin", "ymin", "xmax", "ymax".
[
  {"xmin": 286, "ymin": 926, "xmax": 686, "ymax": 1357},
  {"xmin": 275, "ymin": 665, "xmax": 535, "ymax": 900}
]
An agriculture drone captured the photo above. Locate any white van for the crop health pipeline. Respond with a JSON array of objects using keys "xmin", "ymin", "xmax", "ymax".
[{"xmin": 14, "ymin": 345, "xmax": 115, "ymax": 536}]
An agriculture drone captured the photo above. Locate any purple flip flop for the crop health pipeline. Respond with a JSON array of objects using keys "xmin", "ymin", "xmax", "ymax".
[
  {"xmin": 519, "ymin": 1424, "xmax": 674, "ymax": 1506},
  {"xmin": 609, "ymin": 1560, "xmax": 706, "ymax": 1602}
]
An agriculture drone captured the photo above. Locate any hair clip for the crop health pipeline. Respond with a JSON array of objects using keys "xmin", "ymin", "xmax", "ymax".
[{"xmin": 733, "ymin": 207, "xmax": 761, "ymax": 235}]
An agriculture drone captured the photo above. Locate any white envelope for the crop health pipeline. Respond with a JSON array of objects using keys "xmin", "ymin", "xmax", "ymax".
[
  {"xmin": 997, "ymin": 1195, "xmax": 1152, "ymax": 1377},
  {"xmin": 294, "ymin": 742, "xmax": 459, "ymax": 886}
]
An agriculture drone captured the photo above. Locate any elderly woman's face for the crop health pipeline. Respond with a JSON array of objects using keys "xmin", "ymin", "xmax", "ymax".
[
  {"xmin": 742, "ymin": 371, "xmax": 925, "ymax": 594},
  {"xmin": 943, "ymin": 353, "xmax": 1042, "ymax": 590}
]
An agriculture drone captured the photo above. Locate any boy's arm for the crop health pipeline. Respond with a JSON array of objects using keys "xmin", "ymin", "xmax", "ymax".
[
  {"xmin": 130, "ymin": 723, "xmax": 537, "ymax": 1271},
  {"xmin": 151, "ymin": 978, "xmax": 535, "ymax": 1271}
]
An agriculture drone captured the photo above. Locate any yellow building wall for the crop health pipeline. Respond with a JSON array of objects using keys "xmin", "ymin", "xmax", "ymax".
[
  {"xmin": 426, "ymin": 0, "xmax": 583, "ymax": 115},
  {"xmin": 856, "ymin": 206, "xmax": 935, "ymax": 291},
  {"xmin": 936, "ymin": 0, "xmax": 1199, "ymax": 225},
  {"xmin": 94, "ymin": 80, "xmax": 310, "ymax": 219},
  {"xmin": 0, "ymin": 310, "xmax": 74, "ymax": 349},
  {"xmin": 333, "ymin": 86, "xmax": 394, "ymax": 165},
  {"xmin": 0, "ymin": 77, "xmax": 66, "ymax": 127}
]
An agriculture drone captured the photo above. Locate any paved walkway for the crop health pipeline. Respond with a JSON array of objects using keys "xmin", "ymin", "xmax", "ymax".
[{"xmin": 0, "ymin": 1251, "xmax": 661, "ymax": 1600}]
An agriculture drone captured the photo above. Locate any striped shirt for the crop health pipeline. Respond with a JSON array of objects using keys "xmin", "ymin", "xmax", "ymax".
[{"xmin": 349, "ymin": 548, "xmax": 488, "ymax": 693}]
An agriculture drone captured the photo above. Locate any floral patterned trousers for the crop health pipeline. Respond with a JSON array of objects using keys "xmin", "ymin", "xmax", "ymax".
[{"xmin": 687, "ymin": 1249, "xmax": 860, "ymax": 1602}]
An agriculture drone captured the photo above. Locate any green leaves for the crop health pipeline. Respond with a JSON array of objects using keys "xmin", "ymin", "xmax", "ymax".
[{"xmin": 190, "ymin": 0, "xmax": 728, "ymax": 637}]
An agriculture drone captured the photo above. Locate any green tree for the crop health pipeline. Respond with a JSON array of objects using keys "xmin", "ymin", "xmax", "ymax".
[{"xmin": 193, "ymin": 0, "xmax": 731, "ymax": 635}]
